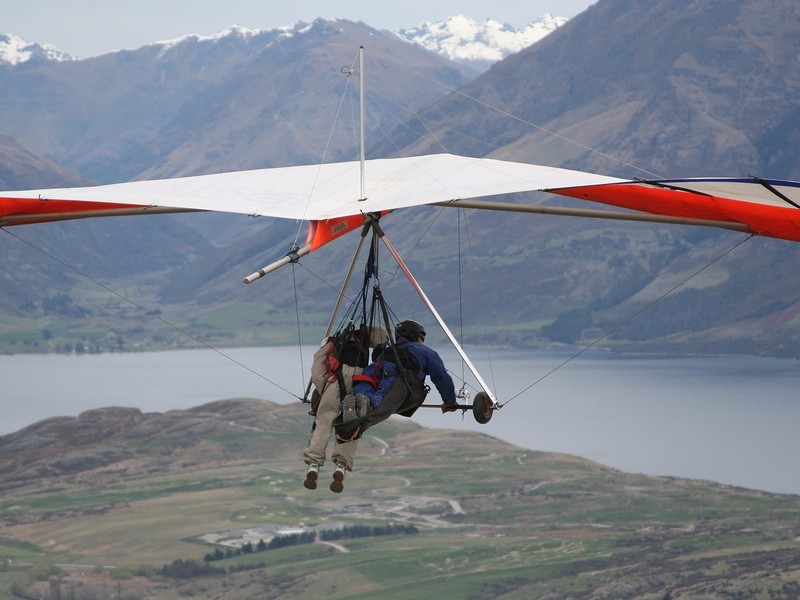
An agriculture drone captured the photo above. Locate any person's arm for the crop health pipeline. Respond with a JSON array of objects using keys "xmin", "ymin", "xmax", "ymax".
[{"xmin": 419, "ymin": 346, "xmax": 457, "ymax": 404}]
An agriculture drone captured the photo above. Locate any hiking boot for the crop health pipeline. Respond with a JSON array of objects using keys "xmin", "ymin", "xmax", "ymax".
[
  {"xmin": 303, "ymin": 463, "xmax": 319, "ymax": 490},
  {"xmin": 341, "ymin": 394, "xmax": 358, "ymax": 422},
  {"xmin": 330, "ymin": 462, "xmax": 346, "ymax": 493}
]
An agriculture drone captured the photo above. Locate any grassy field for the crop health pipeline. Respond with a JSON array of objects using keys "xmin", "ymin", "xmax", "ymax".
[{"xmin": 1, "ymin": 399, "xmax": 799, "ymax": 598}]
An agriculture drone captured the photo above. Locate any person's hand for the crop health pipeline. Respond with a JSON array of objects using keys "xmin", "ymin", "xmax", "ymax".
[{"xmin": 441, "ymin": 403, "xmax": 458, "ymax": 413}]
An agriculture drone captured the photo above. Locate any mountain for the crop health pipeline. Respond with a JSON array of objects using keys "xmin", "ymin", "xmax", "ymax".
[
  {"xmin": 0, "ymin": 32, "xmax": 74, "ymax": 64},
  {"xmin": 397, "ymin": 14, "xmax": 567, "ymax": 71},
  {"xmin": 373, "ymin": 0, "xmax": 800, "ymax": 355},
  {"xmin": 1, "ymin": 14, "xmax": 565, "ymax": 73},
  {"xmin": 2, "ymin": 3, "xmax": 800, "ymax": 357},
  {"xmin": 0, "ymin": 132, "xmax": 84, "ymax": 189},
  {"xmin": 385, "ymin": 0, "xmax": 800, "ymax": 180},
  {"xmin": 0, "ymin": 20, "xmax": 471, "ymax": 182},
  {"xmin": 0, "ymin": 134, "xmax": 225, "ymax": 341},
  {"xmin": 0, "ymin": 19, "xmax": 479, "ymax": 353}
]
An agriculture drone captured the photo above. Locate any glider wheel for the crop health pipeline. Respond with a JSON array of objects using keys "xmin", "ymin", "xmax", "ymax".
[{"xmin": 472, "ymin": 392, "xmax": 493, "ymax": 424}]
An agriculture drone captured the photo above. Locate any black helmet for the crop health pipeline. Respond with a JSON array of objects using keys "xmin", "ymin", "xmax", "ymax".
[{"xmin": 395, "ymin": 319, "xmax": 426, "ymax": 341}]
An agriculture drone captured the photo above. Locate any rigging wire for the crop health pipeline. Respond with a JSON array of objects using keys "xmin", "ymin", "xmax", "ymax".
[
  {"xmin": 293, "ymin": 50, "xmax": 361, "ymax": 244},
  {"xmin": 382, "ymin": 205, "xmax": 448, "ymax": 281},
  {"xmin": 283, "ymin": 51, "xmax": 363, "ymax": 388},
  {"xmin": 500, "ymin": 234, "xmax": 755, "ymax": 407},
  {"xmin": 460, "ymin": 209, "xmax": 498, "ymax": 394},
  {"xmin": 2, "ymin": 227, "xmax": 303, "ymax": 401},
  {"xmin": 363, "ymin": 88, "xmax": 452, "ymax": 156},
  {"xmin": 404, "ymin": 70, "xmax": 665, "ymax": 180},
  {"xmin": 366, "ymin": 65, "xmax": 775, "ymax": 409},
  {"xmin": 297, "ymin": 261, "xmax": 358, "ymax": 304}
]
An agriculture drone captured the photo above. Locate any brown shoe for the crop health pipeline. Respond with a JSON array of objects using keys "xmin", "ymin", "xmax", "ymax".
[
  {"xmin": 303, "ymin": 463, "xmax": 319, "ymax": 490},
  {"xmin": 329, "ymin": 462, "xmax": 346, "ymax": 493}
]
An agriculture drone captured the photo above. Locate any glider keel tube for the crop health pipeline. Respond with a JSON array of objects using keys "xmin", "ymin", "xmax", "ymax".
[{"xmin": 242, "ymin": 214, "xmax": 374, "ymax": 283}]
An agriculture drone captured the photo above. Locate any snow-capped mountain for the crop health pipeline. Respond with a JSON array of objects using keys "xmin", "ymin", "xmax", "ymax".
[
  {"xmin": 1, "ymin": 15, "xmax": 566, "ymax": 69},
  {"xmin": 151, "ymin": 24, "xmax": 257, "ymax": 51},
  {"xmin": 0, "ymin": 33, "xmax": 74, "ymax": 64},
  {"xmin": 396, "ymin": 14, "xmax": 567, "ymax": 70}
]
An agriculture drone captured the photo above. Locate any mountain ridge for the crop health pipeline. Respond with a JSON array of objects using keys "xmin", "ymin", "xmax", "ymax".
[
  {"xmin": 0, "ymin": 18, "xmax": 472, "ymax": 180},
  {"xmin": 0, "ymin": 13, "xmax": 565, "ymax": 71},
  {"xmin": 2, "ymin": 2, "xmax": 800, "ymax": 357}
]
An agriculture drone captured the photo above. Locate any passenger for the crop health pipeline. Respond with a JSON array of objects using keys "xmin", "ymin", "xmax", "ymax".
[{"xmin": 302, "ymin": 326, "xmax": 387, "ymax": 493}]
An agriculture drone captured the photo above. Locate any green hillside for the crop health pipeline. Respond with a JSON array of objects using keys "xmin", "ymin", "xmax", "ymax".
[{"xmin": 1, "ymin": 399, "xmax": 798, "ymax": 598}]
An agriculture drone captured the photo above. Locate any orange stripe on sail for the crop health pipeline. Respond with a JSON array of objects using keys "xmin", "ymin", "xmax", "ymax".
[
  {"xmin": 0, "ymin": 197, "xmax": 149, "ymax": 225},
  {"xmin": 305, "ymin": 214, "xmax": 371, "ymax": 251},
  {"xmin": 554, "ymin": 183, "xmax": 800, "ymax": 242}
]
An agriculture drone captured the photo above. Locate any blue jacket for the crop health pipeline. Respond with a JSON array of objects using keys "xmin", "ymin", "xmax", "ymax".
[
  {"xmin": 402, "ymin": 341, "xmax": 457, "ymax": 405},
  {"xmin": 353, "ymin": 340, "xmax": 457, "ymax": 407}
]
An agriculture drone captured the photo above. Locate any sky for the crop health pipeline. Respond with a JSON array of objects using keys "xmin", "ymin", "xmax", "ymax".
[{"xmin": 4, "ymin": 0, "xmax": 596, "ymax": 58}]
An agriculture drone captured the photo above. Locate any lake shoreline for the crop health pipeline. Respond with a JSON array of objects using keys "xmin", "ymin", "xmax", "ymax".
[{"xmin": 3, "ymin": 347, "xmax": 799, "ymax": 495}]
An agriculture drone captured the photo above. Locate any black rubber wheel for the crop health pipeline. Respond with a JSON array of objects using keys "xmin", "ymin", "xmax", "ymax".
[{"xmin": 472, "ymin": 392, "xmax": 493, "ymax": 424}]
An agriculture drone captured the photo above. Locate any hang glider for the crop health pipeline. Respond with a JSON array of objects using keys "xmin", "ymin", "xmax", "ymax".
[
  {"xmin": 6, "ymin": 40, "xmax": 800, "ymax": 432},
  {"xmin": 3, "ymin": 153, "xmax": 800, "ymax": 258},
  {"xmin": 4, "ymin": 151, "xmax": 800, "ymax": 423}
]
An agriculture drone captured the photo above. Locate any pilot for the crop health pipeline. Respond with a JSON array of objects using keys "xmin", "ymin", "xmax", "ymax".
[{"xmin": 353, "ymin": 319, "xmax": 458, "ymax": 413}]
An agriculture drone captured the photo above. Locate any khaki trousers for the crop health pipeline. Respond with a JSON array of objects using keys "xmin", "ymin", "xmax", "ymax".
[{"xmin": 302, "ymin": 341, "xmax": 358, "ymax": 470}]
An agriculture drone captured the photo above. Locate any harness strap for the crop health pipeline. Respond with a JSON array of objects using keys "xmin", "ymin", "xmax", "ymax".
[{"xmin": 352, "ymin": 373, "xmax": 380, "ymax": 389}]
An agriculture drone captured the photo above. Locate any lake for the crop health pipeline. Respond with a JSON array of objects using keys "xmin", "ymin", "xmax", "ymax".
[{"xmin": 2, "ymin": 347, "xmax": 798, "ymax": 495}]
